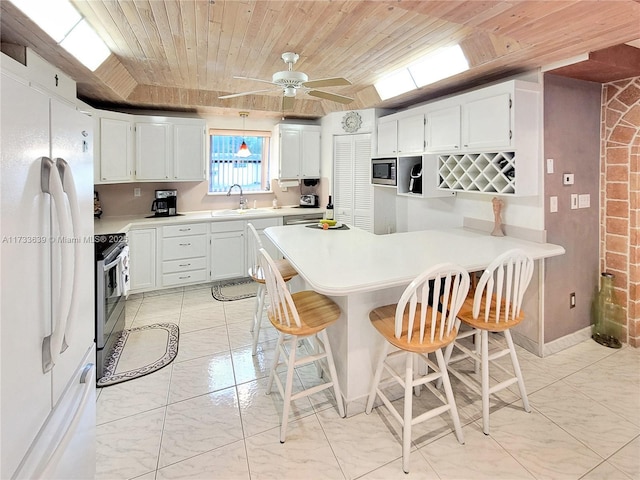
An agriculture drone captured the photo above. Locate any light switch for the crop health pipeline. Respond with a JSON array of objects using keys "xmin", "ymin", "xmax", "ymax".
[
  {"xmin": 546, "ymin": 158, "xmax": 554, "ymax": 174},
  {"xmin": 550, "ymin": 196, "xmax": 558, "ymax": 213},
  {"xmin": 571, "ymin": 194, "xmax": 578, "ymax": 209},
  {"xmin": 578, "ymin": 194, "xmax": 590, "ymax": 208}
]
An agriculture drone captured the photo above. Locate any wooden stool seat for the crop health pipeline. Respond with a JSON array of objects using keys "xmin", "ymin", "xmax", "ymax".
[{"xmin": 365, "ymin": 263, "xmax": 470, "ymax": 474}]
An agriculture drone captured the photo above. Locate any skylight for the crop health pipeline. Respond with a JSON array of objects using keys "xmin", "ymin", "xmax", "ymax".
[
  {"xmin": 374, "ymin": 45, "xmax": 469, "ymax": 100},
  {"xmin": 9, "ymin": 0, "xmax": 111, "ymax": 72}
]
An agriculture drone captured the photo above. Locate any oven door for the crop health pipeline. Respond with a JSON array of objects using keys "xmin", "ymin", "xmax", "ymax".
[{"xmin": 96, "ymin": 250, "xmax": 126, "ymax": 351}]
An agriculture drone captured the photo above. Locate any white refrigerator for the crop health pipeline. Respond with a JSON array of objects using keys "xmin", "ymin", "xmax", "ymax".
[{"xmin": 1, "ymin": 64, "xmax": 96, "ymax": 479}]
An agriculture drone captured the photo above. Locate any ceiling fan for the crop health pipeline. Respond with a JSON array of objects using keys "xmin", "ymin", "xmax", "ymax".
[{"xmin": 218, "ymin": 52, "xmax": 353, "ymax": 110}]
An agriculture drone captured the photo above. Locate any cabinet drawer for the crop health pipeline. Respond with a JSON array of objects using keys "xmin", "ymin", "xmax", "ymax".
[
  {"xmin": 162, "ymin": 269, "xmax": 208, "ymax": 287},
  {"xmin": 249, "ymin": 217, "xmax": 282, "ymax": 230},
  {"xmin": 163, "ymin": 223, "xmax": 207, "ymax": 237},
  {"xmin": 162, "ymin": 235, "xmax": 207, "ymax": 260},
  {"xmin": 162, "ymin": 257, "xmax": 207, "ymax": 274},
  {"xmin": 210, "ymin": 220, "xmax": 245, "ymax": 233}
]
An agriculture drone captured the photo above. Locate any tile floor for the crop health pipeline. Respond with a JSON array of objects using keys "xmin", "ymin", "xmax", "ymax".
[{"xmin": 96, "ymin": 284, "xmax": 640, "ymax": 480}]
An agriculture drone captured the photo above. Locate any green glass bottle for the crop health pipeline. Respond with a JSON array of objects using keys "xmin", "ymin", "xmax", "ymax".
[{"xmin": 591, "ymin": 272, "xmax": 624, "ymax": 348}]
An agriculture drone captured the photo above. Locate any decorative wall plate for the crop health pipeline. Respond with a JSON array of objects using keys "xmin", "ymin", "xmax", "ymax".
[{"xmin": 342, "ymin": 111, "xmax": 362, "ymax": 133}]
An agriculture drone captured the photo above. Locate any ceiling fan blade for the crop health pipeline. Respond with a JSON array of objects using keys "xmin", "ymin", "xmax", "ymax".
[
  {"xmin": 218, "ymin": 88, "xmax": 276, "ymax": 99},
  {"xmin": 233, "ymin": 76, "xmax": 276, "ymax": 86},
  {"xmin": 307, "ymin": 90, "xmax": 354, "ymax": 104},
  {"xmin": 303, "ymin": 77, "xmax": 351, "ymax": 88},
  {"xmin": 282, "ymin": 95, "xmax": 295, "ymax": 111}
]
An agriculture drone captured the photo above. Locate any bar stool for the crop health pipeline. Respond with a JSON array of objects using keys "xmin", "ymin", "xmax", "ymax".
[
  {"xmin": 365, "ymin": 264, "xmax": 470, "ymax": 473},
  {"xmin": 247, "ymin": 223, "xmax": 297, "ymax": 355},
  {"xmin": 443, "ymin": 249, "xmax": 534, "ymax": 435},
  {"xmin": 258, "ymin": 248, "xmax": 345, "ymax": 443}
]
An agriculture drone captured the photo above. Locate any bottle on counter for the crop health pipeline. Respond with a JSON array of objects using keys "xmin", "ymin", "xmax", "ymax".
[{"xmin": 325, "ymin": 195, "xmax": 334, "ymax": 220}]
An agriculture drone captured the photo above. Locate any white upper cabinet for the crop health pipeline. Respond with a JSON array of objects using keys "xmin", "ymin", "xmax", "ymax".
[
  {"xmin": 376, "ymin": 115, "xmax": 424, "ymax": 155},
  {"xmin": 425, "ymin": 105, "xmax": 461, "ymax": 152},
  {"xmin": 274, "ymin": 124, "xmax": 321, "ymax": 180},
  {"xmin": 99, "ymin": 117, "xmax": 133, "ymax": 182},
  {"xmin": 461, "ymin": 92, "xmax": 511, "ymax": 150},
  {"xmin": 173, "ymin": 123, "xmax": 206, "ymax": 181},
  {"xmin": 376, "ymin": 119, "xmax": 397, "ymax": 155},
  {"xmin": 136, "ymin": 122, "xmax": 172, "ymax": 180},
  {"xmin": 95, "ymin": 110, "xmax": 206, "ymax": 183}
]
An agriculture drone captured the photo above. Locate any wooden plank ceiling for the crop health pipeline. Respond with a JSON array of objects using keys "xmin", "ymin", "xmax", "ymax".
[{"xmin": 1, "ymin": 0, "xmax": 639, "ymax": 119}]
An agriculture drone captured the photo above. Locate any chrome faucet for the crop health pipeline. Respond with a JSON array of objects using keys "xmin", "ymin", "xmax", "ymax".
[{"xmin": 226, "ymin": 183, "xmax": 247, "ymax": 210}]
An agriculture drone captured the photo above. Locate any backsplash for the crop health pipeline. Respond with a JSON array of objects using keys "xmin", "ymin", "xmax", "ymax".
[{"xmin": 94, "ymin": 179, "xmax": 327, "ymax": 217}]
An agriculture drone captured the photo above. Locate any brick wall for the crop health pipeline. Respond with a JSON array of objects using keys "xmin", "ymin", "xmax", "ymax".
[{"xmin": 601, "ymin": 77, "xmax": 640, "ymax": 347}]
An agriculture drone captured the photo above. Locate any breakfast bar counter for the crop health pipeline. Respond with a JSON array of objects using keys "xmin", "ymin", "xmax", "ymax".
[{"xmin": 264, "ymin": 224, "xmax": 565, "ymax": 415}]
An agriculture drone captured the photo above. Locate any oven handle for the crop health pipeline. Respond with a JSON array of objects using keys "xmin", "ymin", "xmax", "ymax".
[
  {"xmin": 41, "ymin": 157, "xmax": 74, "ymax": 373},
  {"xmin": 103, "ymin": 255, "xmax": 122, "ymax": 272}
]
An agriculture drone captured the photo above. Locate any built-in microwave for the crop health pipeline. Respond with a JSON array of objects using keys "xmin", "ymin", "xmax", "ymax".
[{"xmin": 372, "ymin": 158, "xmax": 397, "ymax": 186}]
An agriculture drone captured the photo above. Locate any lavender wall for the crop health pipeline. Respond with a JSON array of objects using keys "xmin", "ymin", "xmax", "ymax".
[{"xmin": 543, "ymin": 74, "xmax": 601, "ymax": 344}]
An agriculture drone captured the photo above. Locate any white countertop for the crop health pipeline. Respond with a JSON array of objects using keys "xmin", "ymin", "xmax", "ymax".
[
  {"xmin": 264, "ymin": 225, "xmax": 566, "ymax": 296},
  {"xmin": 93, "ymin": 206, "xmax": 324, "ymax": 235}
]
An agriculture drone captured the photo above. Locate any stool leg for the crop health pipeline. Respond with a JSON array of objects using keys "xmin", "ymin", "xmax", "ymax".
[
  {"xmin": 435, "ymin": 348, "xmax": 464, "ymax": 445},
  {"xmin": 280, "ymin": 335, "xmax": 298, "ymax": 443},
  {"xmin": 266, "ymin": 332, "xmax": 284, "ymax": 394},
  {"xmin": 365, "ymin": 342, "xmax": 389, "ymax": 414},
  {"xmin": 474, "ymin": 329, "xmax": 481, "ymax": 374},
  {"xmin": 481, "ymin": 330, "xmax": 490, "ymax": 435},
  {"xmin": 504, "ymin": 329, "xmax": 530, "ymax": 413},
  {"xmin": 402, "ymin": 353, "xmax": 414, "ymax": 474},
  {"xmin": 251, "ymin": 284, "xmax": 265, "ymax": 355}
]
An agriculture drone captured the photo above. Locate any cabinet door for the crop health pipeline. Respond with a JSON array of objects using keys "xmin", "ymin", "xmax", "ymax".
[
  {"xmin": 279, "ymin": 128, "xmax": 301, "ymax": 179},
  {"xmin": 334, "ymin": 134, "xmax": 373, "ymax": 232},
  {"xmin": 173, "ymin": 124, "xmax": 205, "ymax": 180},
  {"xmin": 462, "ymin": 92, "xmax": 511, "ymax": 150},
  {"xmin": 376, "ymin": 120, "xmax": 397, "ymax": 155},
  {"xmin": 135, "ymin": 123, "xmax": 171, "ymax": 180},
  {"xmin": 300, "ymin": 128, "xmax": 320, "ymax": 178},
  {"xmin": 100, "ymin": 118, "xmax": 132, "ymax": 182},
  {"xmin": 210, "ymin": 231, "xmax": 246, "ymax": 280},
  {"xmin": 397, "ymin": 114, "xmax": 424, "ymax": 154},
  {"xmin": 426, "ymin": 105, "xmax": 461, "ymax": 151},
  {"xmin": 129, "ymin": 229, "xmax": 157, "ymax": 291}
]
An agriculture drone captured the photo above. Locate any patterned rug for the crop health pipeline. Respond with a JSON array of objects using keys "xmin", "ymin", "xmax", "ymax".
[
  {"xmin": 97, "ymin": 323, "xmax": 179, "ymax": 387},
  {"xmin": 211, "ymin": 277, "xmax": 258, "ymax": 301}
]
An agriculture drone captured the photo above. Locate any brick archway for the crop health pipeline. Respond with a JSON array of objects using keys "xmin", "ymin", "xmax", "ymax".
[{"xmin": 600, "ymin": 77, "xmax": 640, "ymax": 346}]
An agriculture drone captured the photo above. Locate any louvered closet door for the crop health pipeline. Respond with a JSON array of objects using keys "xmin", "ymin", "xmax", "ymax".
[{"xmin": 333, "ymin": 134, "xmax": 372, "ymax": 232}]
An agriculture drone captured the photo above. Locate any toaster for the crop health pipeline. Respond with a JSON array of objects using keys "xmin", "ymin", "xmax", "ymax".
[{"xmin": 299, "ymin": 194, "xmax": 319, "ymax": 207}]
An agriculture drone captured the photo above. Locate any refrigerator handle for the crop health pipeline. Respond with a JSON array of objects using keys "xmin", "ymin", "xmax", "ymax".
[
  {"xmin": 55, "ymin": 158, "xmax": 82, "ymax": 353},
  {"xmin": 36, "ymin": 363, "xmax": 96, "ymax": 480},
  {"xmin": 40, "ymin": 157, "xmax": 74, "ymax": 373}
]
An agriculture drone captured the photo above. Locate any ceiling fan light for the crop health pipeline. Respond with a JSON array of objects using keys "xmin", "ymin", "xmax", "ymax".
[
  {"xmin": 237, "ymin": 141, "xmax": 251, "ymax": 157},
  {"xmin": 284, "ymin": 86, "xmax": 297, "ymax": 97}
]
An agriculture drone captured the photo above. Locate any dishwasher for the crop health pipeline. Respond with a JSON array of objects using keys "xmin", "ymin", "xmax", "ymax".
[{"xmin": 283, "ymin": 212, "xmax": 325, "ymax": 226}]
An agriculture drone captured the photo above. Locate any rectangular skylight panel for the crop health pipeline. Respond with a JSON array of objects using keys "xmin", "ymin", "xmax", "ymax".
[
  {"xmin": 374, "ymin": 69, "xmax": 416, "ymax": 101},
  {"xmin": 409, "ymin": 45, "xmax": 469, "ymax": 87},
  {"xmin": 9, "ymin": 0, "xmax": 81, "ymax": 43},
  {"xmin": 60, "ymin": 19, "xmax": 111, "ymax": 71}
]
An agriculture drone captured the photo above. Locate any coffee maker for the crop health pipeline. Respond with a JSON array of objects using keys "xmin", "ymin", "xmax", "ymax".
[{"xmin": 150, "ymin": 189, "xmax": 178, "ymax": 217}]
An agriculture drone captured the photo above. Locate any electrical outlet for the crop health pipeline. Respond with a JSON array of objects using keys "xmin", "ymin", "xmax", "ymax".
[
  {"xmin": 134, "ymin": 188, "xmax": 141, "ymax": 197},
  {"xmin": 578, "ymin": 193, "xmax": 590, "ymax": 208},
  {"xmin": 550, "ymin": 196, "xmax": 558, "ymax": 213},
  {"xmin": 546, "ymin": 158, "xmax": 554, "ymax": 174},
  {"xmin": 570, "ymin": 292, "xmax": 576, "ymax": 309}
]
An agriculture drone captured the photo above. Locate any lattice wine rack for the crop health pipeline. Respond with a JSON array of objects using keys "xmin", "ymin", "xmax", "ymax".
[{"xmin": 437, "ymin": 152, "xmax": 516, "ymax": 194}]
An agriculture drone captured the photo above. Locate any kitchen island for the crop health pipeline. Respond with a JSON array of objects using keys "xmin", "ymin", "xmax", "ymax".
[{"xmin": 264, "ymin": 224, "xmax": 565, "ymax": 415}]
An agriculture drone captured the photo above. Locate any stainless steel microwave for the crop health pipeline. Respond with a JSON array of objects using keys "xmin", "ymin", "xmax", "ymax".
[{"xmin": 372, "ymin": 158, "xmax": 397, "ymax": 186}]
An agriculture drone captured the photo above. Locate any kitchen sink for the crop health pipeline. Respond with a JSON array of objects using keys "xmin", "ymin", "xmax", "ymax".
[{"xmin": 211, "ymin": 208, "xmax": 269, "ymax": 217}]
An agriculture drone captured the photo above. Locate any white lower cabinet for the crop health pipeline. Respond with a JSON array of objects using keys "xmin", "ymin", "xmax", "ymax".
[
  {"xmin": 210, "ymin": 221, "xmax": 246, "ymax": 281},
  {"xmin": 129, "ymin": 228, "xmax": 157, "ymax": 292},
  {"xmin": 160, "ymin": 223, "xmax": 208, "ymax": 287}
]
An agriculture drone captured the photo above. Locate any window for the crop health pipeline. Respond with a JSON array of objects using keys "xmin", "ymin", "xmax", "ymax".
[{"xmin": 209, "ymin": 130, "xmax": 271, "ymax": 193}]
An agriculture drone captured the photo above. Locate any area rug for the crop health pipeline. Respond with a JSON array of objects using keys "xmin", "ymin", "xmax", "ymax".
[
  {"xmin": 211, "ymin": 277, "xmax": 258, "ymax": 301},
  {"xmin": 97, "ymin": 323, "xmax": 179, "ymax": 387}
]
